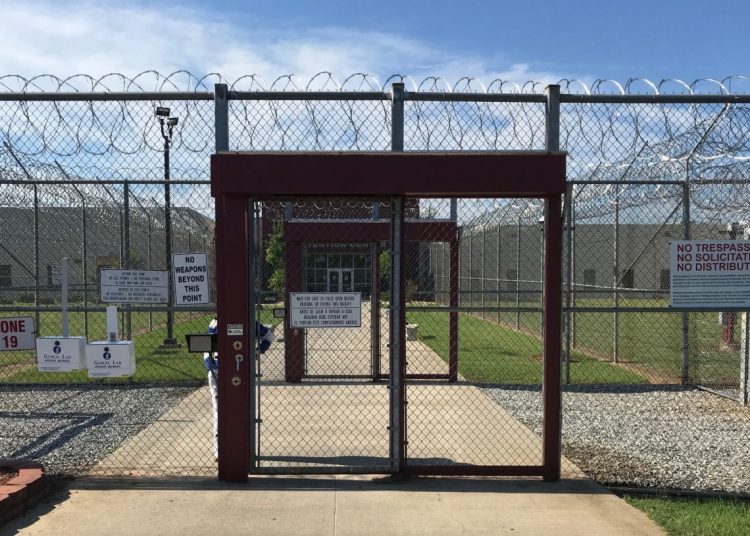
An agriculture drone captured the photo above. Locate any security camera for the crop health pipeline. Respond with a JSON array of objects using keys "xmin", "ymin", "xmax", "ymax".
[
  {"xmin": 155, "ymin": 106, "xmax": 170, "ymax": 117},
  {"xmin": 168, "ymin": 117, "xmax": 179, "ymax": 127}
]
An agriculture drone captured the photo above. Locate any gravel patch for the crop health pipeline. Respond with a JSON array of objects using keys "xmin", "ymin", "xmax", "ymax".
[
  {"xmin": 0, "ymin": 384, "xmax": 197, "ymax": 476},
  {"xmin": 484, "ymin": 385, "xmax": 750, "ymax": 493}
]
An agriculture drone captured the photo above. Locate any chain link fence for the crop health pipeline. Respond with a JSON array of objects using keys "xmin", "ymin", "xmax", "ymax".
[{"xmin": 1, "ymin": 73, "xmax": 749, "ymax": 492}]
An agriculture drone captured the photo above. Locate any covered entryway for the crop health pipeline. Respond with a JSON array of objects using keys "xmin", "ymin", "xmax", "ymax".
[{"xmin": 210, "ymin": 152, "xmax": 566, "ymax": 482}]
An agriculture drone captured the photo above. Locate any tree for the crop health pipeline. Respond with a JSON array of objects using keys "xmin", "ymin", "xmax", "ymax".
[{"xmin": 265, "ymin": 223, "xmax": 285, "ymax": 293}]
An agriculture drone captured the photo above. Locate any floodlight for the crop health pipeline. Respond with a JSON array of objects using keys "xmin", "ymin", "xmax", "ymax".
[
  {"xmin": 168, "ymin": 117, "xmax": 179, "ymax": 127},
  {"xmin": 155, "ymin": 106, "xmax": 170, "ymax": 117}
]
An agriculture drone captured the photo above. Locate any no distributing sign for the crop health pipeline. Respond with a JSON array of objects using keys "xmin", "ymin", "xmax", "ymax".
[
  {"xmin": 173, "ymin": 253, "xmax": 210, "ymax": 305},
  {"xmin": 670, "ymin": 240, "xmax": 750, "ymax": 307}
]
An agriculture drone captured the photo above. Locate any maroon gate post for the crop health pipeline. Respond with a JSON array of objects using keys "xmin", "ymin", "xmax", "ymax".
[
  {"xmin": 214, "ymin": 194, "xmax": 250, "ymax": 482},
  {"xmin": 284, "ymin": 231, "xmax": 304, "ymax": 382},
  {"xmin": 542, "ymin": 194, "xmax": 563, "ymax": 482}
]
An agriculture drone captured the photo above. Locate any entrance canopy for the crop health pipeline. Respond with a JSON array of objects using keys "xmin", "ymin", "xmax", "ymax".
[{"xmin": 210, "ymin": 151, "xmax": 566, "ymax": 483}]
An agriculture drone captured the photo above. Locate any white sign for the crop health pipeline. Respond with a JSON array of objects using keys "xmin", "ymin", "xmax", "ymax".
[
  {"xmin": 101, "ymin": 269, "xmax": 169, "ymax": 304},
  {"xmin": 290, "ymin": 293, "xmax": 361, "ymax": 328},
  {"xmin": 173, "ymin": 253, "xmax": 209, "ymax": 305},
  {"xmin": 86, "ymin": 340, "xmax": 136, "ymax": 378},
  {"xmin": 36, "ymin": 337, "xmax": 86, "ymax": 372},
  {"xmin": 670, "ymin": 240, "xmax": 750, "ymax": 307},
  {"xmin": 0, "ymin": 316, "xmax": 36, "ymax": 351}
]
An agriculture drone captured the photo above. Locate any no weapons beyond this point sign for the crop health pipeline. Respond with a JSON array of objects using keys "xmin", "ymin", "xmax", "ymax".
[{"xmin": 173, "ymin": 253, "xmax": 210, "ymax": 305}]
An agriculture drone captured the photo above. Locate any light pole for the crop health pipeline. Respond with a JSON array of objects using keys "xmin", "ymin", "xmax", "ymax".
[{"xmin": 156, "ymin": 106, "xmax": 179, "ymax": 347}]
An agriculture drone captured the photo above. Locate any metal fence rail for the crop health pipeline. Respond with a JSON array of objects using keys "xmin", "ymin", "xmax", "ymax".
[{"xmin": 1, "ymin": 72, "xmax": 749, "ymax": 493}]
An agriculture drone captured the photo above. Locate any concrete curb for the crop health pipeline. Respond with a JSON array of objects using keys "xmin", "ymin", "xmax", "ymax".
[{"xmin": 0, "ymin": 460, "xmax": 52, "ymax": 525}]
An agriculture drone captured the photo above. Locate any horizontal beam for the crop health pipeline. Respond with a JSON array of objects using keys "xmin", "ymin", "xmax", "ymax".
[
  {"xmin": 285, "ymin": 220, "xmax": 457, "ymax": 243},
  {"xmin": 212, "ymin": 152, "xmax": 567, "ymax": 197}
]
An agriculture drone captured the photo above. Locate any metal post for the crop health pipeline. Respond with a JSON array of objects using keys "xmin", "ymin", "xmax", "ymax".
[
  {"xmin": 542, "ymin": 195, "xmax": 563, "ymax": 482},
  {"xmin": 481, "ymin": 226, "xmax": 486, "ymax": 317},
  {"xmin": 163, "ymin": 132, "xmax": 177, "ymax": 347},
  {"xmin": 61, "ymin": 257, "xmax": 69, "ymax": 337},
  {"xmin": 389, "ymin": 196, "xmax": 405, "ymax": 474},
  {"xmin": 468, "ymin": 233, "xmax": 473, "ymax": 306},
  {"xmin": 613, "ymin": 185, "xmax": 620, "ymax": 363},
  {"xmin": 215, "ymin": 83, "xmax": 229, "ymax": 152},
  {"xmin": 124, "ymin": 182, "xmax": 132, "ymax": 340},
  {"xmin": 516, "ymin": 217, "xmax": 522, "ymax": 329},
  {"xmin": 248, "ymin": 198, "xmax": 258, "ymax": 469},
  {"xmin": 34, "ymin": 184, "xmax": 40, "ymax": 332},
  {"xmin": 497, "ymin": 221, "xmax": 501, "ymax": 325},
  {"xmin": 391, "ymin": 83, "xmax": 405, "ymax": 151},
  {"xmin": 564, "ymin": 185, "xmax": 574, "ymax": 385},
  {"xmin": 680, "ymin": 182, "xmax": 690, "ymax": 385}
]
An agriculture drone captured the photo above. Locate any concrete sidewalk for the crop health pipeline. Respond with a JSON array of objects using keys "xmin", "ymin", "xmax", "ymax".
[{"xmin": 4, "ymin": 475, "xmax": 664, "ymax": 536}]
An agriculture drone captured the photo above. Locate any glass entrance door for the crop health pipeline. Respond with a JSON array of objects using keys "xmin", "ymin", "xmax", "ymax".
[{"xmin": 327, "ymin": 268, "xmax": 353, "ymax": 292}]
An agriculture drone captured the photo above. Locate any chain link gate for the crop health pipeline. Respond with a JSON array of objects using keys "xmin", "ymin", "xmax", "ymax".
[{"xmin": 248, "ymin": 197, "xmax": 399, "ymax": 473}]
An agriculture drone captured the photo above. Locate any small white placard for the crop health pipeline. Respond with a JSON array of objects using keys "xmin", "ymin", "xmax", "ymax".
[
  {"xmin": 290, "ymin": 293, "xmax": 362, "ymax": 328},
  {"xmin": 227, "ymin": 324, "xmax": 244, "ymax": 336},
  {"xmin": 86, "ymin": 340, "xmax": 136, "ymax": 378},
  {"xmin": 50, "ymin": 264, "xmax": 62, "ymax": 286},
  {"xmin": 37, "ymin": 337, "xmax": 86, "ymax": 372},
  {"xmin": 101, "ymin": 269, "xmax": 169, "ymax": 304},
  {"xmin": 670, "ymin": 240, "xmax": 750, "ymax": 307},
  {"xmin": 0, "ymin": 316, "xmax": 36, "ymax": 351},
  {"xmin": 173, "ymin": 253, "xmax": 209, "ymax": 305}
]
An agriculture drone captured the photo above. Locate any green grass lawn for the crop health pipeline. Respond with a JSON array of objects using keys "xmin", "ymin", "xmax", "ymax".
[
  {"xmin": 407, "ymin": 311, "xmax": 646, "ymax": 384},
  {"xmin": 626, "ymin": 495, "xmax": 750, "ymax": 536},
  {"xmin": 477, "ymin": 296, "xmax": 740, "ymax": 384},
  {"xmin": 0, "ymin": 307, "xmax": 281, "ymax": 384}
]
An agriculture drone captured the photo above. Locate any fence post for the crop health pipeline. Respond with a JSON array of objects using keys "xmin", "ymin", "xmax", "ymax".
[
  {"xmin": 681, "ymin": 181, "xmax": 691, "ymax": 385},
  {"xmin": 389, "ymin": 195, "xmax": 405, "ymax": 474},
  {"xmin": 543, "ymin": 83, "xmax": 562, "ymax": 481},
  {"xmin": 124, "ymin": 182, "xmax": 132, "ymax": 340},
  {"xmin": 613, "ymin": 185, "xmax": 620, "ymax": 363},
  {"xmin": 564, "ymin": 183, "xmax": 573, "ymax": 385},
  {"xmin": 34, "ymin": 184, "xmax": 40, "ymax": 333},
  {"xmin": 516, "ymin": 217, "xmax": 522, "ymax": 329}
]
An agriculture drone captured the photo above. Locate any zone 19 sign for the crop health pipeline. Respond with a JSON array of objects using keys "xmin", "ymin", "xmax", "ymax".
[{"xmin": 0, "ymin": 316, "xmax": 36, "ymax": 351}]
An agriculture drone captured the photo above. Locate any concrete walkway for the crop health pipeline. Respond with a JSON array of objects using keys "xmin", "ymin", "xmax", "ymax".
[{"xmin": 4, "ymin": 476, "xmax": 665, "ymax": 536}]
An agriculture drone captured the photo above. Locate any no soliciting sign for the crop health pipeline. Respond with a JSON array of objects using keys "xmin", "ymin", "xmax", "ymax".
[{"xmin": 670, "ymin": 240, "xmax": 750, "ymax": 307}]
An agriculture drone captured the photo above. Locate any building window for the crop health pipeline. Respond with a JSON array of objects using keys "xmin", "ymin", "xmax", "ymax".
[
  {"xmin": 621, "ymin": 268, "xmax": 634, "ymax": 289},
  {"xmin": 583, "ymin": 269, "xmax": 596, "ymax": 287},
  {"xmin": 0, "ymin": 265, "xmax": 10, "ymax": 288},
  {"xmin": 505, "ymin": 269, "xmax": 518, "ymax": 290},
  {"xmin": 660, "ymin": 269, "xmax": 670, "ymax": 290}
]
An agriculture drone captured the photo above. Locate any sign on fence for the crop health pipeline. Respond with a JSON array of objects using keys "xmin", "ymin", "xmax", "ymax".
[
  {"xmin": 173, "ymin": 253, "xmax": 209, "ymax": 305},
  {"xmin": 290, "ymin": 293, "xmax": 361, "ymax": 328},
  {"xmin": 0, "ymin": 316, "xmax": 36, "ymax": 351},
  {"xmin": 100, "ymin": 269, "xmax": 169, "ymax": 304},
  {"xmin": 670, "ymin": 240, "xmax": 750, "ymax": 307}
]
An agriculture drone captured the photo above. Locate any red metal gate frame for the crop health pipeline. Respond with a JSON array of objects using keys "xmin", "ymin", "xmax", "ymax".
[{"xmin": 211, "ymin": 151, "xmax": 566, "ymax": 483}]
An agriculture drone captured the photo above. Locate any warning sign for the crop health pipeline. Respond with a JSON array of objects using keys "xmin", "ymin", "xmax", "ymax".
[
  {"xmin": 173, "ymin": 253, "xmax": 209, "ymax": 305},
  {"xmin": 0, "ymin": 316, "xmax": 36, "ymax": 351},
  {"xmin": 101, "ymin": 269, "xmax": 169, "ymax": 304},
  {"xmin": 670, "ymin": 240, "xmax": 750, "ymax": 307},
  {"xmin": 290, "ymin": 293, "xmax": 361, "ymax": 328}
]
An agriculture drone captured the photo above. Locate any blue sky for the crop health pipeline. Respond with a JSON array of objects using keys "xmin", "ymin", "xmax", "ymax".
[{"xmin": 1, "ymin": 0, "xmax": 748, "ymax": 88}]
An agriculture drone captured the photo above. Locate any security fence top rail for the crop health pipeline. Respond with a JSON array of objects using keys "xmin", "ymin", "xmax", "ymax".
[{"xmin": 2, "ymin": 87, "xmax": 750, "ymax": 104}]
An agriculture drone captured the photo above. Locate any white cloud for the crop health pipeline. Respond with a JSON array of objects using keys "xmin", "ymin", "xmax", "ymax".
[{"xmin": 0, "ymin": 0, "xmax": 583, "ymax": 90}]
